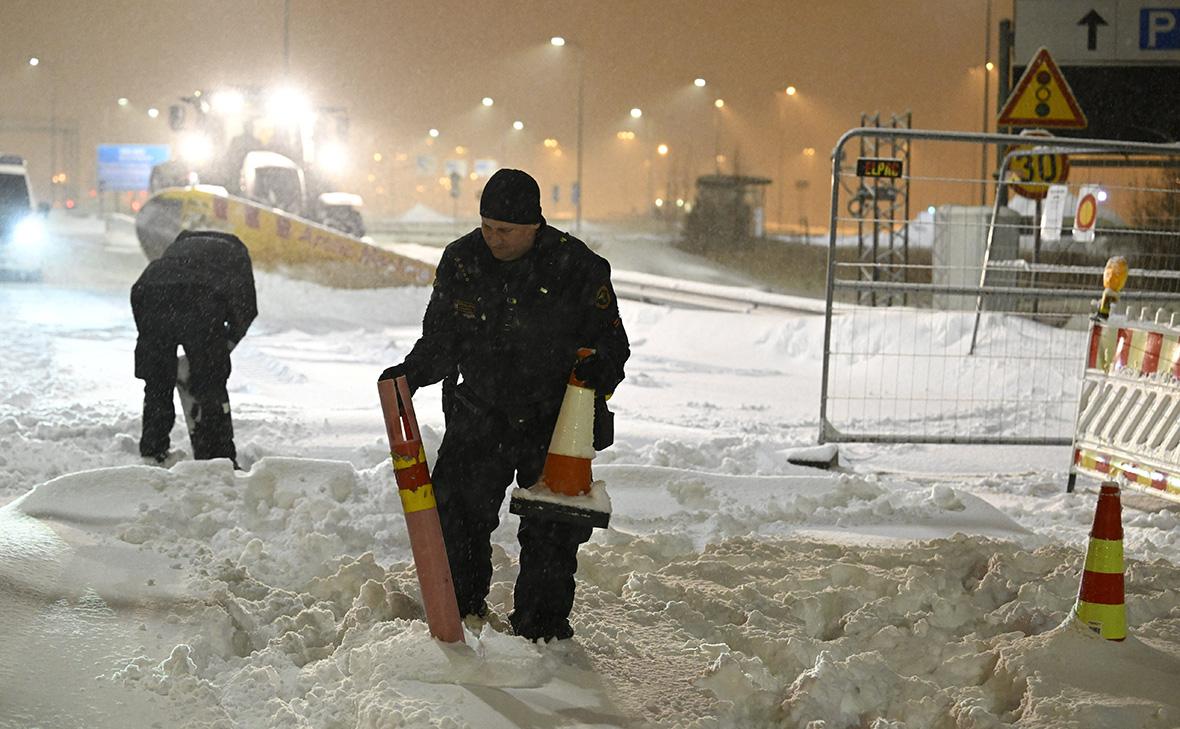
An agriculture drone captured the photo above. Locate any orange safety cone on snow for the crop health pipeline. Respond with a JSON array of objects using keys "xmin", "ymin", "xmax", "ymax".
[
  {"xmin": 377, "ymin": 375, "xmax": 464, "ymax": 643},
  {"xmin": 509, "ymin": 348, "xmax": 611, "ymax": 529},
  {"xmin": 1070, "ymin": 481, "xmax": 1126, "ymax": 641}
]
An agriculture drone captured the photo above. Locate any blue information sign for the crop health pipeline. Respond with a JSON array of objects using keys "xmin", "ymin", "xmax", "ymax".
[
  {"xmin": 1141, "ymin": 8, "xmax": 1180, "ymax": 49},
  {"xmin": 96, "ymin": 144, "xmax": 171, "ymax": 191}
]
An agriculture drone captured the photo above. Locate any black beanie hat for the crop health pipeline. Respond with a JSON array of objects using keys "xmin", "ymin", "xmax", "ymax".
[{"xmin": 480, "ymin": 169, "xmax": 542, "ymax": 224}]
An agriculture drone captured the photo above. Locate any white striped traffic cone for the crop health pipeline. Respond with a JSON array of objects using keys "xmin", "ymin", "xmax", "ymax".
[
  {"xmin": 541, "ymin": 348, "xmax": 597, "ymax": 498},
  {"xmin": 509, "ymin": 348, "xmax": 610, "ymax": 528}
]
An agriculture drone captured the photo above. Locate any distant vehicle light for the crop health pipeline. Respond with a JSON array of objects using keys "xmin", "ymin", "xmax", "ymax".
[
  {"xmin": 317, "ymin": 141, "xmax": 349, "ymax": 175},
  {"xmin": 210, "ymin": 89, "xmax": 245, "ymax": 115},
  {"xmin": 179, "ymin": 132, "xmax": 214, "ymax": 164},
  {"xmin": 12, "ymin": 215, "xmax": 45, "ymax": 248},
  {"xmin": 266, "ymin": 87, "xmax": 309, "ymax": 127}
]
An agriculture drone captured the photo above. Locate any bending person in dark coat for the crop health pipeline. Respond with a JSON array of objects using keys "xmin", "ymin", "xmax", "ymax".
[
  {"xmin": 379, "ymin": 168, "xmax": 630, "ymax": 642},
  {"xmin": 131, "ymin": 230, "xmax": 257, "ymax": 466}
]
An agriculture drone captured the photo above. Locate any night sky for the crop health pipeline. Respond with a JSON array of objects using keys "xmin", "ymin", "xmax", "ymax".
[{"xmin": 1, "ymin": 0, "xmax": 1008, "ymax": 225}]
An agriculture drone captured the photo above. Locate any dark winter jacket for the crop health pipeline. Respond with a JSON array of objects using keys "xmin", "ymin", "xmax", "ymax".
[
  {"xmin": 131, "ymin": 230, "xmax": 258, "ymax": 344},
  {"xmin": 401, "ymin": 224, "xmax": 630, "ymax": 419}
]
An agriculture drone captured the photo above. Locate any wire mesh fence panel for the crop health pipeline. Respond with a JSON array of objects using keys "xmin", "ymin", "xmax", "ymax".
[{"xmin": 820, "ymin": 129, "xmax": 1180, "ymax": 445}]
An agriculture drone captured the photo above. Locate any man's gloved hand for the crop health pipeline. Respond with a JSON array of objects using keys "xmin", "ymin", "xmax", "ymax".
[
  {"xmin": 378, "ymin": 363, "xmax": 418, "ymax": 394},
  {"xmin": 378, "ymin": 364, "xmax": 407, "ymax": 383},
  {"xmin": 573, "ymin": 351, "xmax": 614, "ymax": 391}
]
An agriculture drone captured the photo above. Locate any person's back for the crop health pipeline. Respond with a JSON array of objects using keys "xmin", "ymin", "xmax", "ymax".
[{"xmin": 131, "ymin": 231, "xmax": 257, "ymax": 467}]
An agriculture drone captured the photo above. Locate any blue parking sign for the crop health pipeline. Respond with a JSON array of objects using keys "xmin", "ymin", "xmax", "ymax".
[{"xmin": 1141, "ymin": 8, "xmax": 1180, "ymax": 49}]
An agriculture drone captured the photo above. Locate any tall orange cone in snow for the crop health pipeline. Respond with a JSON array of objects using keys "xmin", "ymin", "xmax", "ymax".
[
  {"xmin": 509, "ymin": 348, "xmax": 611, "ymax": 528},
  {"xmin": 378, "ymin": 375, "xmax": 464, "ymax": 643},
  {"xmin": 1070, "ymin": 481, "xmax": 1126, "ymax": 641}
]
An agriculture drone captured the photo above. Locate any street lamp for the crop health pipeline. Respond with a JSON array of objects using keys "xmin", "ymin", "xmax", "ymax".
[
  {"xmin": 551, "ymin": 36, "xmax": 585, "ymax": 233},
  {"xmin": 777, "ymin": 85, "xmax": 801, "ymax": 228},
  {"xmin": 713, "ymin": 98, "xmax": 725, "ymax": 173},
  {"xmin": 28, "ymin": 56, "xmax": 60, "ymax": 206}
]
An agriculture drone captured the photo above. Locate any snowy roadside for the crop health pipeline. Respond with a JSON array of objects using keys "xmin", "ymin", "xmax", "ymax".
[{"xmin": 2, "ymin": 217, "xmax": 1180, "ymax": 728}]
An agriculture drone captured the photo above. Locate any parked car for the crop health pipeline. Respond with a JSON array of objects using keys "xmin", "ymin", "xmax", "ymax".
[{"xmin": 0, "ymin": 155, "xmax": 46, "ymax": 280}]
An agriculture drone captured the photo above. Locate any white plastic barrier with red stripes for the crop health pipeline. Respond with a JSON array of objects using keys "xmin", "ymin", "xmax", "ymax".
[{"xmin": 1070, "ymin": 306, "xmax": 1180, "ymax": 502}]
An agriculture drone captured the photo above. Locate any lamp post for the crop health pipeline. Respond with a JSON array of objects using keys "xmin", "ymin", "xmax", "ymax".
[
  {"xmin": 712, "ymin": 98, "xmax": 725, "ymax": 174},
  {"xmin": 551, "ymin": 36, "xmax": 584, "ymax": 233},
  {"xmin": 28, "ymin": 56, "xmax": 58, "ymax": 207},
  {"xmin": 777, "ymin": 84, "xmax": 799, "ymax": 229}
]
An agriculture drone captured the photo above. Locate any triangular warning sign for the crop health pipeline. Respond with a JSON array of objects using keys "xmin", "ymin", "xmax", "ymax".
[{"xmin": 997, "ymin": 47, "xmax": 1087, "ymax": 129}]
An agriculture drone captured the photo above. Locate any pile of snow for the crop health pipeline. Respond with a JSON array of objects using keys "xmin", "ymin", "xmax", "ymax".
[{"xmin": 396, "ymin": 203, "xmax": 454, "ymax": 224}]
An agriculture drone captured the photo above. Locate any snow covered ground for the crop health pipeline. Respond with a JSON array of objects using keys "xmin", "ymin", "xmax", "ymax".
[{"xmin": 2, "ymin": 214, "xmax": 1180, "ymax": 728}]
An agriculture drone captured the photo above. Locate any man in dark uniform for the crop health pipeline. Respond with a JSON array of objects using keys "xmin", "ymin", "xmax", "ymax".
[
  {"xmin": 131, "ymin": 230, "xmax": 257, "ymax": 467},
  {"xmin": 379, "ymin": 168, "xmax": 629, "ymax": 641}
]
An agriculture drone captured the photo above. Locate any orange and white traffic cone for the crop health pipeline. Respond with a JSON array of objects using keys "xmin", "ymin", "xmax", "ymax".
[
  {"xmin": 509, "ymin": 348, "xmax": 611, "ymax": 529},
  {"xmin": 1070, "ymin": 481, "xmax": 1126, "ymax": 641}
]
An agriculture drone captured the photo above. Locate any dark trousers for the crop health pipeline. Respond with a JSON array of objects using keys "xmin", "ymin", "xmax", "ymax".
[
  {"xmin": 133, "ymin": 284, "xmax": 236, "ymax": 462},
  {"xmin": 431, "ymin": 395, "xmax": 593, "ymax": 631}
]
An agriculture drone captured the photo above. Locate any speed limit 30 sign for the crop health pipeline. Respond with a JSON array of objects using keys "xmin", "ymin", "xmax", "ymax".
[{"xmin": 1007, "ymin": 144, "xmax": 1070, "ymax": 200}]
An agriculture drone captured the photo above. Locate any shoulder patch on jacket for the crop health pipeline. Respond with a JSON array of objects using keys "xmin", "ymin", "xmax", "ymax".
[{"xmin": 595, "ymin": 284, "xmax": 612, "ymax": 309}]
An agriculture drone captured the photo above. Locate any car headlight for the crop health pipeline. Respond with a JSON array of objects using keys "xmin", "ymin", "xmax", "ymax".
[{"xmin": 12, "ymin": 214, "xmax": 45, "ymax": 249}]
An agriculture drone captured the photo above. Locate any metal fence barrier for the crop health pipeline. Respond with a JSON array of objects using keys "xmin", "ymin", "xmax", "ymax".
[{"xmin": 820, "ymin": 128, "xmax": 1180, "ymax": 445}]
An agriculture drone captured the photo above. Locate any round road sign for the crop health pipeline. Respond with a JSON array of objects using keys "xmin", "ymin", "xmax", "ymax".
[
  {"xmin": 1008, "ymin": 143, "xmax": 1070, "ymax": 200},
  {"xmin": 1075, "ymin": 192, "xmax": 1098, "ymax": 232}
]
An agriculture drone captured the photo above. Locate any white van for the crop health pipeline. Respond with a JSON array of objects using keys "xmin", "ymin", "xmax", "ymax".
[{"xmin": 0, "ymin": 155, "xmax": 45, "ymax": 279}]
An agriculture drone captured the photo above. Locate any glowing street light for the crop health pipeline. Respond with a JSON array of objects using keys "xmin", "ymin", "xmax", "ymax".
[
  {"xmin": 117, "ymin": 97, "xmax": 129, "ymax": 107},
  {"xmin": 785, "ymin": 85, "xmax": 797, "ymax": 96},
  {"xmin": 714, "ymin": 98, "xmax": 725, "ymax": 109},
  {"xmin": 481, "ymin": 97, "xmax": 494, "ymax": 107},
  {"xmin": 27, "ymin": 57, "xmax": 39, "ymax": 66},
  {"xmin": 694, "ymin": 78, "xmax": 706, "ymax": 88},
  {"xmin": 630, "ymin": 107, "xmax": 643, "ymax": 119},
  {"xmin": 656, "ymin": 143, "xmax": 669, "ymax": 156},
  {"xmin": 428, "ymin": 128, "xmax": 440, "ymax": 138},
  {"xmin": 551, "ymin": 35, "xmax": 586, "ymax": 232},
  {"xmin": 147, "ymin": 107, "xmax": 160, "ymax": 119},
  {"xmin": 513, "ymin": 120, "xmax": 525, "ymax": 130}
]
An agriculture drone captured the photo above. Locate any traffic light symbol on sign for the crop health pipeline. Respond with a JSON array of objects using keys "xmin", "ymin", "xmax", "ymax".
[{"xmin": 997, "ymin": 47, "xmax": 1087, "ymax": 129}]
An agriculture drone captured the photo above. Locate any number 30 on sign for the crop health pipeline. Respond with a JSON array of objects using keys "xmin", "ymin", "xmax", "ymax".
[{"xmin": 1007, "ymin": 144, "xmax": 1070, "ymax": 200}]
